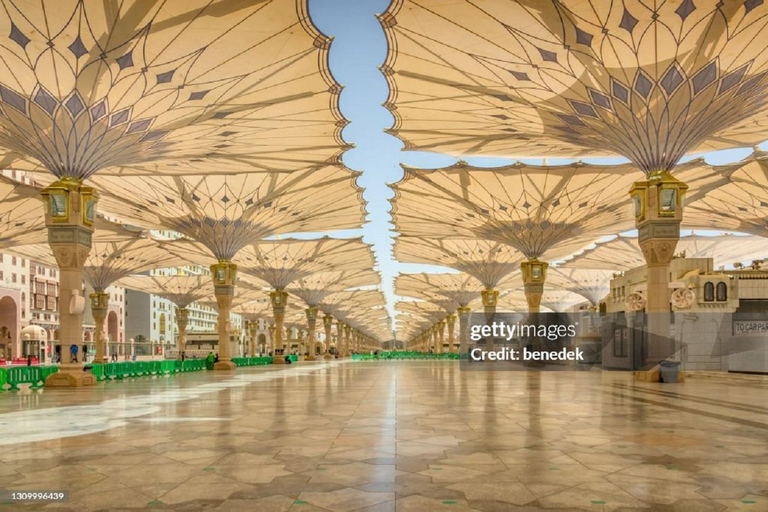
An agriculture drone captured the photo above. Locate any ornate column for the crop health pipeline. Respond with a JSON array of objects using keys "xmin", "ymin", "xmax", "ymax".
[
  {"xmin": 428, "ymin": 325, "xmax": 436, "ymax": 353},
  {"xmin": 270, "ymin": 290, "xmax": 289, "ymax": 363},
  {"xmin": 521, "ymin": 259, "xmax": 548, "ymax": 313},
  {"xmin": 437, "ymin": 320, "xmax": 446, "ymax": 354},
  {"xmin": 89, "ymin": 291, "xmax": 109, "ymax": 363},
  {"xmin": 630, "ymin": 172, "xmax": 688, "ymax": 371},
  {"xmin": 323, "ymin": 314, "xmax": 333, "ymax": 360},
  {"xmin": 336, "ymin": 320, "xmax": 344, "ymax": 357},
  {"xmin": 457, "ymin": 307, "xmax": 471, "ymax": 356},
  {"xmin": 42, "ymin": 179, "xmax": 98, "ymax": 387},
  {"xmin": 446, "ymin": 314, "xmax": 457, "ymax": 353},
  {"xmin": 176, "ymin": 306, "xmax": 189, "ymax": 356},
  {"xmin": 247, "ymin": 320, "xmax": 257, "ymax": 357},
  {"xmin": 299, "ymin": 330, "xmax": 307, "ymax": 357},
  {"xmin": 210, "ymin": 261, "xmax": 237, "ymax": 370},
  {"xmin": 344, "ymin": 324, "xmax": 351, "ymax": 356},
  {"xmin": 481, "ymin": 289, "xmax": 498, "ymax": 350},
  {"xmin": 305, "ymin": 307, "xmax": 318, "ymax": 361},
  {"xmin": 268, "ymin": 324, "xmax": 276, "ymax": 354}
]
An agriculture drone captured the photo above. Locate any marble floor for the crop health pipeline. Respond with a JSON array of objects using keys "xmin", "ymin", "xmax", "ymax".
[{"xmin": 1, "ymin": 361, "xmax": 768, "ymax": 511}]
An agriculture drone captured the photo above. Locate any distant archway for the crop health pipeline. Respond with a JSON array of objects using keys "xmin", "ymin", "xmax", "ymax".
[
  {"xmin": 0, "ymin": 296, "xmax": 18, "ymax": 359},
  {"xmin": 107, "ymin": 311, "xmax": 118, "ymax": 342}
]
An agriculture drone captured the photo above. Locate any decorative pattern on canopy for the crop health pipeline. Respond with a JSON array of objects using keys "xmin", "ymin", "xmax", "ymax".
[
  {"xmin": 91, "ymin": 165, "xmax": 366, "ymax": 260},
  {"xmin": 495, "ymin": 291, "xmax": 537, "ymax": 313},
  {"xmin": 395, "ymin": 300, "xmax": 446, "ymax": 324},
  {"xmin": 197, "ymin": 283, "xmax": 266, "ymax": 311},
  {"xmin": 395, "ymin": 273, "xmax": 481, "ymax": 308},
  {"xmin": 393, "ymin": 162, "xmax": 638, "ymax": 260},
  {"xmin": 289, "ymin": 268, "xmax": 381, "ymax": 306},
  {"xmin": 319, "ymin": 289, "xmax": 387, "ymax": 318},
  {"xmin": 394, "ymin": 236, "xmax": 523, "ymax": 289},
  {"xmin": 321, "ymin": 289, "xmax": 390, "ymax": 338},
  {"xmin": 380, "ymin": 0, "xmax": 768, "ymax": 171},
  {"xmin": 391, "ymin": 160, "xmax": 739, "ymax": 262},
  {"xmin": 232, "ymin": 300, "xmax": 273, "ymax": 321},
  {"xmin": 685, "ymin": 149, "xmax": 768, "ymax": 238},
  {"xmin": 538, "ymin": 290, "xmax": 590, "ymax": 313},
  {"xmin": 7, "ymin": 220, "xmax": 183, "ymax": 290},
  {"xmin": 546, "ymin": 268, "xmax": 616, "ymax": 306},
  {"xmin": 115, "ymin": 274, "xmax": 213, "ymax": 308},
  {"xmin": 235, "ymin": 237, "xmax": 376, "ymax": 290},
  {"xmin": 0, "ymin": 0, "xmax": 349, "ymax": 179},
  {"xmin": 563, "ymin": 234, "xmax": 768, "ymax": 272},
  {"xmin": 321, "ymin": 288, "xmax": 390, "ymax": 342},
  {"xmin": 0, "ymin": 174, "xmax": 46, "ymax": 249}
]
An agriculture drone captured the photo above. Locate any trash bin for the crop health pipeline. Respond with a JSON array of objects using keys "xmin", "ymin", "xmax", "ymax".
[{"xmin": 659, "ymin": 361, "xmax": 680, "ymax": 383}]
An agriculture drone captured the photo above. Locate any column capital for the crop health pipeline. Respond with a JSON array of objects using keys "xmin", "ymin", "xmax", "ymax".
[
  {"xmin": 520, "ymin": 258, "xmax": 548, "ymax": 285},
  {"xmin": 270, "ymin": 289, "xmax": 289, "ymax": 311},
  {"xmin": 89, "ymin": 291, "xmax": 109, "ymax": 318},
  {"xmin": 481, "ymin": 289, "xmax": 498, "ymax": 307}
]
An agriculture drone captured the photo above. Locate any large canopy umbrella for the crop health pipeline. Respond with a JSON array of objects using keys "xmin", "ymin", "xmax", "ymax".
[
  {"xmin": 9, "ymin": 221, "xmax": 186, "ymax": 362},
  {"xmin": 86, "ymin": 169, "xmax": 365, "ymax": 369},
  {"xmin": 232, "ymin": 300, "xmax": 272, "ymax": 357},
  {"xmin": 563, "ymin": 234, "xmax": 768, "ymax": 272},
  {"xmin": 289, "ymin": 268, "xmax": 381, "ymax": 359},
  {"xmin": 391, "ymin": 159, "xmax": 736, "ymax": 314},
  {"xmin": 0, "ymin": 0, "xmax": 352, "ymax": 381},
  {"xmin": 116, "ymin": 274, "xmax": 214, "ymax": 354},
  {"xmin": 380, "ymin": 0, "xmax": 768, "ymax": 369},
  {"xmin": 235, "ymin": 237, "xmax": 376, "ymax": 362},
  {"xmin": 396, "ymin": 300, "xmax": 448, "ymax": 353},
  {"xmin": 321, "ymin": 290, "xmax": 389, "ymax": 355},
  {"xmin": 395, "ymin": 272, "xmax": 482, "ymax": 354},
  {"xmin": 0, "ymin": 175, "xmax": 46, "ymax": 249},
  {"xmin": 380, "ymin": 1, "xmax": 768, "ymax": 165},
  {"xmin": 168, "ymin": 237, "xmax": 375, "ymax": 362},
  {"xmin": 0, "ymin": 0, "xmax": 348, "ymax": 179},
  {"xmin": 545, "ymin": 268, "xmax": 617, "ymax": 308}
]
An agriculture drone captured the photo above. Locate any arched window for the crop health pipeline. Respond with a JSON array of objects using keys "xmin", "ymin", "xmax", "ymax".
[
  {"xmin": 716, "ymin": 282, "xmax": 727, "ymax": 302},
  {"xmin": 159, "ymin": 313, "xmax": 167, "ymax": 335},
  {"xmin": 704, "ymin": 282, "xmax": 714, "ymax": 302}
]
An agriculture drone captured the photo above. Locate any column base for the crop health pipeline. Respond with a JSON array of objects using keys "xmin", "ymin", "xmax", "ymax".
[
  {"xmin": 272, "ymin": 356, "xmax": 287, "ymax": 364},
  {"xmin": 45, "ymin": 367, "xmax": 97, "ymax": 388},
  {"xmin": 213, "ymin": 361, "xmax": 236, "ymax": 371},
  {"xmin": 306, "ymin": 355, "xmax": 317, "ymax": 361},
  {"xmin": 634, "ymin": 368, "xmax": 686, "ymax": 383},
  {"xmin": 634, "ymin": 369, "xmax": 660, "ymax": 382},
  {"xmin": 324, "ymin": 354, "xmax": 332, "ymax": 360}
]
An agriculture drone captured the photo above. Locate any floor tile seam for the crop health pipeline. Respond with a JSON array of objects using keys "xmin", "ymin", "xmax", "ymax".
[
  {"xmin": 610, "ymin": 383, "xmax": 768, "ymax": 414},
  {"xmin": 606, "ymin": 387, "xmax": 768, "ymax": 423},
  {"xmin": 603, "ymin": 391, "xmax": 768, "ymax": 431}
]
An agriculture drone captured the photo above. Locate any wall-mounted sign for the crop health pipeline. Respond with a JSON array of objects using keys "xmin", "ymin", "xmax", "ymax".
[{"xmin": 733, "ymin": 321, "xmax": 768, "ymax": 336}]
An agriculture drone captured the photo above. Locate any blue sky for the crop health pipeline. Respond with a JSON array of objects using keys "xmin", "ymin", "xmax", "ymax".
[{"xmin": 307, "ymin": 0, "xmax": 765, "ymax": 326}]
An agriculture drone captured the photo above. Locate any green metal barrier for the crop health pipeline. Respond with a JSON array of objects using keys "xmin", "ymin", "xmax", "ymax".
[
  {"xmin": 90, "ymin": 359, "xmax": 211, "ymax": 382},
  {"xmin": 0, "ymin": 368, "xmax": 6, "ymax": 390},
  {"xmin": 352, "ymin": 352, "xmax": 461, "ymax": 361},
  {"xmin": 233, "ymin": 357, "xmax": 273, "ymax": 367},
  {"xmin": 4, "ymin": 366, "xmax": 60, "ymax": 390}
]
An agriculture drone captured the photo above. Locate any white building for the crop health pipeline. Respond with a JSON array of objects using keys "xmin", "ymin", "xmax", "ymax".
[{"xmin": 602, "ymin": 257, "xmax": 768, "ymax": 373}]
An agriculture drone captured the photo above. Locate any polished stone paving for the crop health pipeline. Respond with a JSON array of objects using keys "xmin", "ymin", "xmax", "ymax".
[{"xmin": 1, "ymin": 361, "xmax": 768, "ymax": 511}]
